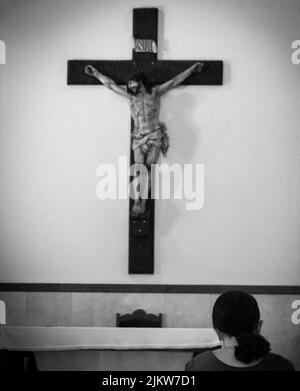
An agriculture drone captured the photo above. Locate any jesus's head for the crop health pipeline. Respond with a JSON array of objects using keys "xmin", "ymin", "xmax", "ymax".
[{"xmin": 127, "ymin": 73, "xmax": 151, "ymax": 95}]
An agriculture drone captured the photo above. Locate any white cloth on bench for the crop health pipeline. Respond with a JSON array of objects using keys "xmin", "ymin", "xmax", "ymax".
[{"xmin": 0, "ymin": 326, "xmax": 220, "ymax": 351}]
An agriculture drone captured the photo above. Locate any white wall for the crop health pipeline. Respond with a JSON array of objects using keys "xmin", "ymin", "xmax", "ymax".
[{"xmin": 0, "ymin": 0, "xmax": 300, "ymax": 284}]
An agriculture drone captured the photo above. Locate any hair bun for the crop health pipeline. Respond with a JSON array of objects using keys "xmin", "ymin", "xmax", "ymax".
[{"xmin": 235, "ymin": 331, "xmax": 270, "ymax": 364}]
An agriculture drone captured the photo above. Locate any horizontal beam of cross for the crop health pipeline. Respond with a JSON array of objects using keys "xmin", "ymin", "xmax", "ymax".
[{"xmin": 67, "ymin": 60, "xmax": 223, "ymax": 86}]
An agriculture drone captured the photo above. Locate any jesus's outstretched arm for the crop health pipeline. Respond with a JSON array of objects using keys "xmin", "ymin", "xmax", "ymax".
[
  {"xmin": 154, "ymin": 62, "xmax": 204, "ymax": 96},
  {"xmin": 85, "ymin": 65, "xmax": 129, "ymax": 98}
]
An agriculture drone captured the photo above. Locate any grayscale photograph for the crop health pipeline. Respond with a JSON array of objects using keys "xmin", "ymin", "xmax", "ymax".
[{"xmin": 0, "ymin": 0, "xmax": 299, "ymax": 381}]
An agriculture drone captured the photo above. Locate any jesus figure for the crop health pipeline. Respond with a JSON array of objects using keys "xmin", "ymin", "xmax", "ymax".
[{"xmin": 85, "ymin": 62, "xmax": 204, "ymax": 216}]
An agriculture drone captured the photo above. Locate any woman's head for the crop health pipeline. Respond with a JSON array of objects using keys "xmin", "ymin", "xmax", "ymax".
[{"xmin": 212, "ymin": 291, "xmax": 270, "ymax": 363}]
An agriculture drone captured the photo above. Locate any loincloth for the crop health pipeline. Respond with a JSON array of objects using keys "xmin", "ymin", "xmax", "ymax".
[{"xmin": 132, "ymin": 123, "xmax": 169, "ymax": 156}]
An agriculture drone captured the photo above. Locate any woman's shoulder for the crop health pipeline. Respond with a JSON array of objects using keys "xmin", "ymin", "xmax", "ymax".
[
  {"xmin": 260, "ymin": 353, "xmax": 295, "ymax": 371},
  {"xmin": 185, "ymin": 351, "xmax": 295, "ymax": 371}
]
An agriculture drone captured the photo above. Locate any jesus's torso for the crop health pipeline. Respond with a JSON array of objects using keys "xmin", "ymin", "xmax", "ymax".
[{"xmin": 129, "ymin": 91, "xmax": 160, "ymax": 135}]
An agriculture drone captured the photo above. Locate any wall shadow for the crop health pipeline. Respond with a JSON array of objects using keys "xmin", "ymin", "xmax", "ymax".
[
  {"xmin": 154, "ymin": 89, "xmax": 203, "ymax": 236},
  {"xmin": 157, "ymin": 7, "xmax": 169, "ymax": 59}
]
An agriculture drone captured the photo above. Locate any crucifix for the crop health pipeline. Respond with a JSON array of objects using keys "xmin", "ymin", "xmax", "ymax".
[{"xmin": 67, "ymin": 8, "xmax": 223, "ymax": 274}]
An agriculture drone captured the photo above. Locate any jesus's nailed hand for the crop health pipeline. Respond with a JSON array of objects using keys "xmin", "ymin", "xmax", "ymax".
[
  {"xmin": 85, "ymin": 65, "xmax": 98, "ymax": 77},
  {"xmin": 193, "ymin": 62, "xmax": 205, "ymax": 72}
]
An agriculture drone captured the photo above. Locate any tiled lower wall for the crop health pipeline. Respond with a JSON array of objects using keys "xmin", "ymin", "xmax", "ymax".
[{"xmin": 0, "ymin": 292, "xmax": 299, "ymax": 370}]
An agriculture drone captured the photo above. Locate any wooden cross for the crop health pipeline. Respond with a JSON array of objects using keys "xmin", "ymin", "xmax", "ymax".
[{"xmin": 67, "ymin": 8, "xmax": 223, "ymax": 274}]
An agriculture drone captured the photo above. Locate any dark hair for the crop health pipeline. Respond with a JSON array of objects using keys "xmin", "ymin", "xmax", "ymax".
[
  {"xmin": 212, "ymin": 291, "xmax": 270, "ymax": 364},
  {"xmin": 127, "ymin": 72, "xmax": 152, "ymax": 94}
]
